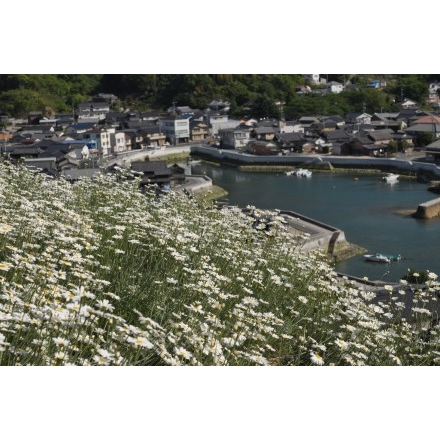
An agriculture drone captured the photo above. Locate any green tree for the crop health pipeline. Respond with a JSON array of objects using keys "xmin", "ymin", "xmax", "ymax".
[
  {"xmin": 398, "ymin": 139, "xmax": 410, "ymax": 153},
  {"xmin": 388, "ymin": 75, "xmax": 429, "ymax": 106},
  {"xmin": 252, "ymin": 95, "xmax": 279, "ymax": 119},
  {"xmin": 414, "ymin": 131, "xmax": 435, "ymax": 148},
  {"xmin": 0, "ymin": 89, "xmax": 45, "ymax": 117},
  {"xmin": 387, "ymin": 140, "xmax": 398, "ymax": 155}
]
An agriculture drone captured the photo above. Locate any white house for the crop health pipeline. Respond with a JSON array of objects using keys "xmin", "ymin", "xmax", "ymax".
[
  {"xmin": 346, "ymin": 112, "xmax": 372, "ymax": 125},
  {"xmin": 218, "ymin": 128, "xmax": 251, "ymax": 150},
  {"xmin": 302, "ymin": 74, "xmax": 320, "ymax": 84},
  {"xmin": 281, "ymin": 120, "xmax": 304, "ymax": 134},
  {"xmin": 326, "ymin": 81, "xmax": 344, "ymax": 94},
  {"xmin": 77, "ymin": 101, "xmax": 110, "ymax": 121},
  {"xmin": 111, "ymin": 131, "xmax": 127, "ymax": 153},
  {"xmin": 159, "ymin": 115, "xmax": 190, "ymax": 144},
  {"xmin": 206, "ymin": 112, "xmax": 240, "ymax": 136},
  {"xmin": 80, "ymin": 127, "xmax": 115, "ymax": 157}
]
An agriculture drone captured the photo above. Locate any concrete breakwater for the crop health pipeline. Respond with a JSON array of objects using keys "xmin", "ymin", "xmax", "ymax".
[
  {"xmin": 277, "ymin": 209, "xmax": 364, "ymax": 260},
  {"xmin": 241, "ymin": 208, "xmax": 363, "ymax": 260},
  {"xmin": 415, "ymin": 197, "xmax": 440, "ymax": 219}
]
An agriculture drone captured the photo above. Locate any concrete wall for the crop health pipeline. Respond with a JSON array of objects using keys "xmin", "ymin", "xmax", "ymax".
[
  {"xmin": 191, "ymin": 145, "xmax": 440, "ymax": 178},
  {"xmin": 113, "ymin": 146, "xmax": 191, "ymax": 166},
  {"xmin": 173, "ymin": 175, "xmax": 212, "ymax": 194}
]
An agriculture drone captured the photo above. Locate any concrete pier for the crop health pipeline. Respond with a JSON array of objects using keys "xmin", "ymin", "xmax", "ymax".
[
  {"xmin": 240, "ymin": 208, "xmax": 362, "ymax": 259},
  {"xmin": 278, "ymin": 210, "xmax": 362, "ymax": 259},
  {"xmin": 415, "ymin": 197, "xmax": 440, "ymax": 219}
]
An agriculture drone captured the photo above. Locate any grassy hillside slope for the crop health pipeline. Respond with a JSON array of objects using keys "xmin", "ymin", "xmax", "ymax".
[{"xmin": 1, "ymin": 162, "xmax": 440, "ymax": 365}]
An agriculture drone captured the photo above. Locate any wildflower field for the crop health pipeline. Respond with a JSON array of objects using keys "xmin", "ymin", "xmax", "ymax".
[{"xmin": 1, "ymin": 161, "xmax": 440, "ymax": 366}]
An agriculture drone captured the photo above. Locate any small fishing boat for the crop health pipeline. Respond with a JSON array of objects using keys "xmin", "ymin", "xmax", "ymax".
[
  {"xmin": 381, "ymin": 253, "xmax": 402, "ymax": 261},
  {"xmin": 285, "ymin": 170, "xmax": 295, "ymax": 176},
  {"xmin": 382, "ymin": 173, "xmax": 399, "ymax": 184},
  {"xmin": 364, "ymin": 253, "xmax": 391, "ymax": 263},
  {"xmin": 364, "ymin": 253, "xmax": 402, "ymax": 263},
  {"xmin": 296, "ymin": 168, "xmax": 312, "ymax": 177}
]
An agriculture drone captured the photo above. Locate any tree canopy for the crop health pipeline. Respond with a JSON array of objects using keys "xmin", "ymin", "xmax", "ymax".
[{"xmin": 0, "ymin": 74, "xmax": 437, "ymax": 119}]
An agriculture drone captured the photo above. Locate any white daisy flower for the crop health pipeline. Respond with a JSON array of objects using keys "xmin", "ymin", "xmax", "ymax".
[
  {"xmin": 53, "ymin": 337, "xmax": 69, "ymax": 347},
  {"xmin": 174, "ymin": 347, "xmax": 192, "ymax": 360},
  {"xmin": 335, "ymin": 339, "xmax": 349, "ymax": 350},
  {"xmin": 96, "ymin": 299, "xmax": 115, "ymax": 312},
  {"xmin": 310, "ymin": 352, "xmax": 324, "ymax": 366},
  {"xmin": 128, "ymin": 337, "xmax": 153, "ymax": 349}
]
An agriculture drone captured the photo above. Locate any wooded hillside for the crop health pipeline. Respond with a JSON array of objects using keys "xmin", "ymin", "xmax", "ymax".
[{"xmin": 1, "ymin": 74, "xmax": 439, "ymax": 119}]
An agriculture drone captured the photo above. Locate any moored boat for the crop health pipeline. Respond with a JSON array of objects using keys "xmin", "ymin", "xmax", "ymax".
[
  {"xmin": 296, "ymin": 168, "xmax": 312, "ymax": 177},
  {"xmin": 364, "ymin": 253, "xmax": 402, "ymax": 263},
  {"xmin": 364, "ymin": 253, "xmax": 391, "ymax": 263},
  {"xmin": 382, "ymin": 173, "xmax": 399, "ymax": 184}
]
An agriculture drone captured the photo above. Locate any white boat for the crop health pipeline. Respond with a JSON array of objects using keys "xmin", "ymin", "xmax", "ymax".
[
  {"xmin": 382, "ymin": 173, "xmax": 399, "ymax": 184},
  {"xmin": 285, "ymin": 170, "xmax": 295, "ymax": 176},
  {"xmin": 296, "ymin": 168, "xmax": 312, "ymax": 177},
  {"xmin": 364, "ymin": 253, "xmax": 401, "ymax": 263},
  {"xmin": 364, "ymin": 253, "xmax": 391, "ymax": 263}
]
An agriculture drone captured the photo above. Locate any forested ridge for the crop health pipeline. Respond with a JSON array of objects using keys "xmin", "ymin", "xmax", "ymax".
[{"xmin": 1, "ymin": 74, "xmax": 439, "ymax": 119}]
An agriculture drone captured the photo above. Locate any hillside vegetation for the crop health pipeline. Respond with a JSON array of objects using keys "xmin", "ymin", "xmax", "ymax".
[
  {"xmin": 1, "ymin": 162, "xmax": 440, "ymax": 365},
  {"xmin": 1, "ymin": 74, "xmax": 439, "ymax": 119}
]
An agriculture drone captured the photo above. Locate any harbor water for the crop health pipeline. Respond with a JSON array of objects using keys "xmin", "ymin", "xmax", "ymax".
[{"xmin": 192, "ymin": 163, "xmax": 439, "ymax": 282}]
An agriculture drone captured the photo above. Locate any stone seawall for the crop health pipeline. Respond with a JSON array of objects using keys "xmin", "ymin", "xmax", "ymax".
[
  {"xmin": 415, "ymin": 197, "xmax": 440, "ymax": 219},
  {"xmin": 191, "ymin": 145, "xmax": 440, "ymax": 178}
]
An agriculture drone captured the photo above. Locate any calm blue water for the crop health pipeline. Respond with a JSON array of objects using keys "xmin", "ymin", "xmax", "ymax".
[{"xmin": 193, "ymin": 164, "xmax": 440, "ymax": 282}]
